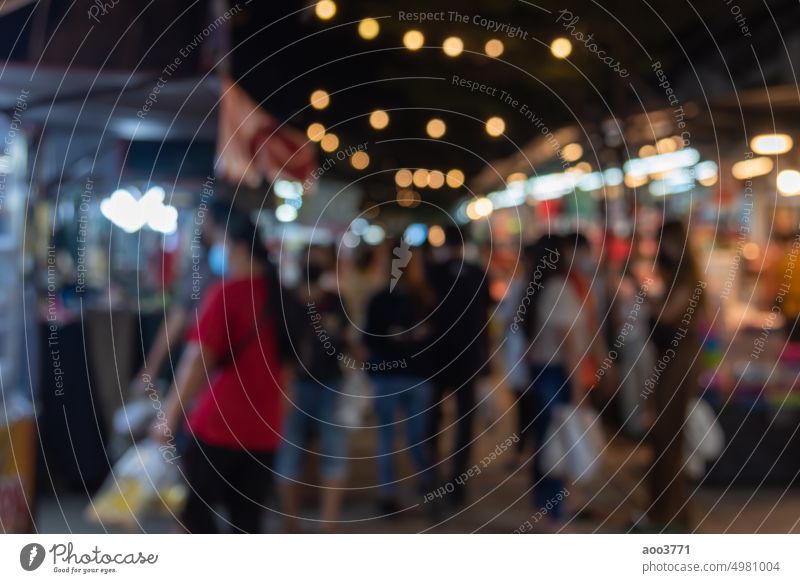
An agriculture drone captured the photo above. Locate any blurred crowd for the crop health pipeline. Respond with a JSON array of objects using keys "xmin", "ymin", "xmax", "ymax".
[{"xmin": 135, "ymin": 203, "xmax": 708, "ymax": 534}]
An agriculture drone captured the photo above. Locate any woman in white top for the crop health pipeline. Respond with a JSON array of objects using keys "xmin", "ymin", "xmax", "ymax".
[{"xmin": 523, "ymin": 234, "xmax": 590, "ymax": 524}]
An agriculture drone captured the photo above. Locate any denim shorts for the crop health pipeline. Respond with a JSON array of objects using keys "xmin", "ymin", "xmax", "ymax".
[{"xmin": 276, "ymin": 379, "xmax": 349, "ymax": 481}]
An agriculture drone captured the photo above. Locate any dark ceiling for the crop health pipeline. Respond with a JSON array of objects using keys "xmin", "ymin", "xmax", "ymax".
[{"xmin": 1, "ymin": 0, "xmax": 799, "ymax": 210}]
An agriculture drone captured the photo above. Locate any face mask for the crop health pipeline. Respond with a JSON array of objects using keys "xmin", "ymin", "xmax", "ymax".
[{"xmin": 208, "ymin": 243, "xmax": 228, "ymax": 277}]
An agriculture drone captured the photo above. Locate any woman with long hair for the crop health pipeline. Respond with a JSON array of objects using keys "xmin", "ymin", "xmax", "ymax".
[
  {"xmin": 646, "ymin": 218, "xmax": 704, "ymax": 531},
  {"xmin": 153, "ymin": 210, "xmax": 285, "ymax": 533}
]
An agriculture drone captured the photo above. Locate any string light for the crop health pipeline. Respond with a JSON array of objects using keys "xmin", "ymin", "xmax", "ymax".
[
  {"xmin": 442, "ymin": 37, "xmax": 464, "ymax": 57},
  {"xmin": 310, "ymin": 89, "xmax": 329, "ymax": 110},
  {"xmin": 550, "ymin": 37, "xmax": 572, "ymax": 59},
  {"xmin": 403, "ymin": 30, "xmax": 424, "ymax": 50},
  {"xmin": 485, "ymin": 39, "xmax": 504, "ymax": 57},
  {"xmin": 485, "ymin": 117, "xmax": 505, "ymax": 137},
  {"xmin": 426, "ymin": 118, "xmax": 446, "ymax": 139},
  {"xmin": 358, "ymin": 18, "xmax": 380, "ymax": 40},
  {"xmin": 369, "ymin": 110, "xmax": 389, "ymax": 130},
  {"xmin": 315, "ymin": 0, "xmax": 336, "ymax": 20}
]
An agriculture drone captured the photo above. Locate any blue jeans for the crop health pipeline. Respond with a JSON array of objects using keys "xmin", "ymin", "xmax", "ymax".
[
  {"xmin": 530, "ymin": 365, "xmax": 570, "ymax": 519},
  {"xmin": 371, "ymin": 375, "xmax": 433, "ymax": 496},
  {"xmin": 276, "ymin": 379, "xmax": 349, "ymax": 481}
]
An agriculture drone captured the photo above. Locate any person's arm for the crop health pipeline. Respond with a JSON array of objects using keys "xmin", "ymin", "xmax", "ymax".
[
  {"xmin": 152, "ymin": 341, "xmax": 217, "ymax": 441},
  {"xmin": 135, "ymin": 305, "xmax": 188, "ymax": 386}
]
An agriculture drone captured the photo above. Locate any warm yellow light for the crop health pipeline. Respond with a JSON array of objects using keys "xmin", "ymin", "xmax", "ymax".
[
  {"xmin": 698, "ymin": 174, "xmax": 718, "ymax": 187},
  {"xmin": 315, "ymin": 0, "xmax": 336, "ymax": 20},
  {"xmin": 320, "ymin": 133, "xmax": 339, "ymax": 153},
  {"xmin": 397, "ymin": 189, "xmax": 420, "ymax": 208},
  {"xmin": 307, "ymin": 123, "xmax": 325, "ymax": 142},
  {"xmin": 442, "ymin": 36, "xmax": 464, "ymax": 57},
  {"xmin": 351, "ymin": 151, "xmax": 369, "ymax": 170},
  {"xmin": 562, "ymin": 143, "xmax": 583, "ymax": 162},
  {"xmin": 624, "ymin": 173, "xmax": 648, "ymax": 188},
  {"xmin": 358, "ymin": 18, "xmax": 380, "ymax": 40},
  {"xmin": 575, "ymin": 161, "xmax": 592, "ymax": 173},
  {"xmin": 485, "ymin": 39, "xmax": 504, "ymax": 58},
  {"xmin": 428, "ymin": 225, "xmax": 446, "ymax": 247},
  {"xmin": 428, "ymin": 170, "xmax": 445, "ymax": 189},
  {"xmin": 732, "ymin": 157, "xmax": 774, "ymax": 180},
  {"xmin": 369, "ymin": 109, "xmax": 389, "ymax": 130},
  {"xmin": 413, "ymin": 168, "xmax": 430, "ymax": 188},
  {"xmin": 426, "ymin": 118, "xmax": 446, "ymax": 139},
  {"xmin": 742, "ymin": 242, "xmax": 760, "ymax": 261},
  {"xmin": 550, "ymin": 37, "xmax": 572, "ymax": 59},
  {"xmin": 403, "ymin": 30, "xmax": 424, "ymax": 51},
  {"xmin": 485, "ymin": 116, "xmax": 505, "ymax": 137},
  {"xmin": 507, "ymin": 172, "xmax": 527, "ymax": 183},
  {"xmin": 466, "ymin": 201, "xmax": 480, "ymax": 220},
  {"xmin": 656, "ymin": 137, "xmax": 677, "ymax": 154},
  {"xmin": 395, "ymin": 169, "xmax": 413, "ymax": 188},
  {"xmin": 751, "ymin": 134, "xmax": 794, "ymax": 156},
  {"xmin": 639, "ymin": 144, "xmax": 657, "ymax": 158},
  {"xmin": 446, "ymin": 169, "xmax": 465, "ymax": 188},
  {"xmin": 671, "ymin": 135, "xmax": 685, "ymax": 150},
  {"xmin": 310, "ymin": 89, "xmax": 330, "ymax": 110},
  {"xmin": 777, "ymin": 169, "xmax": 800, "ymax": 196}
]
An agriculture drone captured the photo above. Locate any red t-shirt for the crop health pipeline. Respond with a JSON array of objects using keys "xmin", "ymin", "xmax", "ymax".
[{"xmin": 185, "ymin": 276, "xmax": 283, "ymax": 451}]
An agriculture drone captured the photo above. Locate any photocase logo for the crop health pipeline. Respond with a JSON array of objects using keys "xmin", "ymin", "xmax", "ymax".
[
  {"xmin": 390, "ymin": 238, "xmax": 412, "ymax": 292},
  {"xmin": 20, "ymin": 543, "xmax": 46, "ymax": 571}
]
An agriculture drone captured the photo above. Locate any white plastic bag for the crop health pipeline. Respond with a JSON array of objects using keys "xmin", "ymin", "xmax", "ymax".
[
  {"xmin": 684, "ymin": 397, "xmax": 725, "ymax": 478},
  {"xmin": 335, "ymin": 369, "xmax": 373, "ymax": 427},
  {"xmin": 541, "ymin": 405, "xmax": 604, "ymax": 483},
  {"xmin": 86, "ymin": 439, "xmax": 186, "ymax": 528}
]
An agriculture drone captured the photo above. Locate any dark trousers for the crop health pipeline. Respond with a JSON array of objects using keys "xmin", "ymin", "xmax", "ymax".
[
  {"xmin": 181, "ymin": 439, "xmax": 274, "ymax": 533},
  {"xmin": 428, "ymin": 374, "xmax": 476, "ymax": 485}
]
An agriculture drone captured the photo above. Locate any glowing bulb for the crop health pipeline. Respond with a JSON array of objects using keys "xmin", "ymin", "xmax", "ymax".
[
  {"xmin": 315, "ymin": 0, "xmax": 336, "ymax": 20},
  {"xmin": 446, "ymin": 169, "xmax": 465, "ymax": 188},
  {"xmin": 403, "ymin": 30, "xmax": 424, "ymax": 51},
  {"xmin": 413, "ymin": 168, "xmax": 430, "ymax": 188},
  {"xmin": 428, "ymin": 170, "xmax": 445, "ymax": 189},
  {"xmin": 395, "ymin": 169, "xmax": 413, "ymax": 188},
  {"xmin": 276, "ymin": 203, "xmax": 298, "ymax": 222},
  {"xmin": 562, "ymin": 143, "xmax": 583, "ymax": 162},
  {"xmin": 351, "ymin": 151, "xmax": 369, "ymax": 170},
  {"xmin": 473, "ymin": 197, "xmax": 494, "ymax": 218},
  {"xmin": 426, "ymin": 118, "xmax": 446, "ymax": 139},
  {"xmin": 777, "ymin": 170, "xmax": 800, "ymax": 196},
  {"xmin": 731, "ymin": 157, "xmax": 773, "ymax": 180},
  {"xmin": 428, "ymin": 225, "xmax": 445, "ymax": 247},
  {"xmin": 369, "ymin": 109, "xmax": 389, "ymax": 129},
  {"xmin": 485, "ymin": 39, "xmax": 504, "ymax": 58},
  {"xmin": 310, "ymin": 89, "xmax": 329, "ymax": 110},
  {"xmin": 358, "ymin": 18, "xmax": 380, "ymax": 40},
  {"xmin": 507, "ymin": 172, "xmax": 527, "ymax": 183},
  {"xmin": 751, "ymin": 134, "xmax": 794, "ymax": 156},
  {"xmin": 485, "ymin": 116, "xmax": 505, "ymax": 137},
  {"xmin": 656, "ymin": 137, "xmax": 677, "ymax": 154},
  {"xmin": 639, "ymin": 144, "xmax": 657, "ymax": 157},
  {"xmin": 442, "ymin": 36, "xmax": 464, "ymax": 57},
  {"xmin": 320, "ymin": 133, "xmax": 339, "ymax": 153},
  {"xmin": 550, "ymin": 37, "xmax": 572, "ymax": 59},
  {"xmin": 307, "ymin": 123, "xmax": 325, "ymax": 142}
]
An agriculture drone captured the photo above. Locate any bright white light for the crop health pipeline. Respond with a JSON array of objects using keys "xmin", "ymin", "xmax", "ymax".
[
  {"xmin": 488, "ymin": 181, "xmax": 526, "ymax": 210},
  {"xmin": 275, "ymin": 204, "xmax": 298, "ymax": 222},
  {"xmin": 350, "ymin": 218, "xmax": 369, "ymax": 235},
  {"xmin": 693, "ymin": 161, "xmax": 718, "ymax": 182},
  {"xmin": 100, "ymin": 189, "xmax": 148, "ymax": 233},
  {"xmin": 578, "ymin": 172, "xmax": 605, "ymax": 191},
  {"xmin": 275, "ymin": 180, "xmax": 303, "ymax": 199},
  {"xmin": 403, "ymin": 223, "xmax": 428, "ymax": 246},
  {"xmin": 649, "ymin": 168, "xmax": 694, "ymax": 196},
  {"xmin": 623, "ymin": 148, "xmax": 701, "ymax": 177},
  {"xmin": 147, "ymin": 205, "xmax": 179, "ymax": 234},
  {"xmin": 604, "ymin": 168, "xmax": 624, "ymax": 186},
  {"xmin": 342, "ymin": 231, "xmax": 360, "ymax": 248},
  {"xmin": 363, "ymin": 225, "xmax": 385, "ymax": 245}
]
